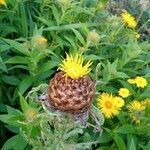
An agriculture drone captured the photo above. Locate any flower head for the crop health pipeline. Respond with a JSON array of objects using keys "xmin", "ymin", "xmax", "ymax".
[
  {"xmin": 97, "ymin": 93, "xmax": 124, "ymax": 118},
  {"xmin": 121, "ymin": 11, "xmax": 137, "ymax": 28},
  {"xmin": 34, "ymin": 35, "xmax": 47, "ymax": 46},
  {"xmin": 0, "ymin": 0, "xmax": 6, "ymax": 6},
  {"xmin": 134, "ymin": 76, "xmax": 147, "ymax": 88},
  {"xmin": 127, "ymin": 100, "xmax": 145, "ymax": 124},
  {"xmin": 127, "ymin": 79, "xmax": 135, "ymax": 84},
  {"xmin": 59, "ymin": 54, "xmax": 92, "ymax": 79},
  {"xmin": 114, "ymin": 96, "xmax": 125, "ymax": 108},
  {"xmin": 87, "ymin": 30, "xmax": 100, "ymax": 43},
  {"xmin": 118, "ymin": 88, "xmax": 130, "ymax": 98}
]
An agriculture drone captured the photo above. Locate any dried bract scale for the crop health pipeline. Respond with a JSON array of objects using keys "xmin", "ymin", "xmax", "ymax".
[{"xmin": 48, "ymin": 71, "xmax": 95, "ymax": 113}]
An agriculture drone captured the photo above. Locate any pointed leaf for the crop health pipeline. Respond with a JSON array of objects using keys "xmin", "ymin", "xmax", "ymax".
[
  {"xmin": 2, "ymin": 134, "xmax": 27, "ymax": 150},
  {"xmin": 0, "ymin": 56, "xmax": 7, "ymax": 72},
  {"xmin": 19, "ymin": 93, "xmax": 29, "ymax": 112},
  {"xmin": 19, "ymin": 76, "xmax": 34, "ymax": 94}
]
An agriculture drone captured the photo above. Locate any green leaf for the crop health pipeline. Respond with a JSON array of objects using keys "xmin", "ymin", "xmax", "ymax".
[
  {"xmin": 18, "ymin": 93, "xmax": 29, "ymax": 113},
  {"xmin": 51, "ymin": 5, "xmax": 60, "ymax": 25},
  {"xmin": 64, "ymin": 36, "xmax": 77, "ymax": 50},
  {"xmin": 140, "ymin": 87, "xmax": 150, "ymax": 98},
  {"xmin": 37, "ymin": 60, "xmax": 59, "ymax": 75},
  {"xmin": 0, "ymin": 56, "xmax": 7, "ymax": 72},
  {"xmin": 1, "ymin": 75, "xmax": 20, "ymax": 85},
  {"xmin": 2, "ymin": 134, "xmax": 27, "ymax": 150},
  {"xmin": 5, "ymin": 56, "xmax": 28, "ymax": 64},
  {"xmin": 113, "ymin": 134, "xmax": 126, "ymax": 150},
  {"xmin": 101, "ymin": 0, "xmax": 109, "ymax": 5},
  {"xmin": 19, "ymin": 1, "xmax": 28, "ymax": 37},
  {"xmin": 99, "ymin": 132, "xmax": 112, "ymax": 143},
  {"xmin": 129, "ymin": 138, "xmax": 136, "ymax": 150},
  {"xmin": 116, "ymin": 124, "xmax": 135, "ymax": 134},
  {"xmin": 91, "ymin": 105, "xmax": 104, "ymax": 126},
  {"xmin": 86, "ymin": 54, "xmax": 103, "ymax": 60},
  {"xmin": 6, "ymin": 105, "xmax": 22, "ymax": 115},
  {"xmin": 5, "ymin": 125, "xmax": 19, "ymax": 134},
  {"xmin": 0, "ymin": 114, "xmax": 22, "ymax": 127},
  {"xmin": 72, "ymin": 28, "xmax": 85, "ymax": 45},
  {"xmin": 3, "ymin": 39, "xmax": 30, "ymax": 56},
  {"xmin": 19, "ymin": 75, "xmax": 34, "ymax": 94}
]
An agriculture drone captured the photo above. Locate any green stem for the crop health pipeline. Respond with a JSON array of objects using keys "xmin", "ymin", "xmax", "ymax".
[{"xmin": 138, "ymin": 19, "xmax": 150, "ymax": 32}]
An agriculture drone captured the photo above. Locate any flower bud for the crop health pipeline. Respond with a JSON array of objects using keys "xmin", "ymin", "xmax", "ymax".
[{"xmin": 87, "ymin": 30, "xmax": 100, "ymax": 44}]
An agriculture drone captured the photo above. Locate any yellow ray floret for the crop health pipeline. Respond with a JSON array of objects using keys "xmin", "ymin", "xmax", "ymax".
[
  {"xmin": 59, "ymin": 54, "xmax": 92, "ymax": 79},
  {"xmin": 97, "ymin": 93, "xmax": 124, "ymax": 118},
  {"xmin": 121, "ymin": 11, "xmax": 137, "ymax": 28},
  {"xmin": 0, "ymin": 0, "xmax": 6, "ymax": 6}
]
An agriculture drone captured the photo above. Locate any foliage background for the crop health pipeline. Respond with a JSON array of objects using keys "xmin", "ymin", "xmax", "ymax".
[{"xmin": 0, "ymin": 0, "xmax": 150, "ymax": 149}]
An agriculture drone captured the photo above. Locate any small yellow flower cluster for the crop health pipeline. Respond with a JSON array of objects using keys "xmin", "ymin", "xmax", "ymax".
[
  {"xmin": 0, "ymin": 0, "xmax": 6, "ymax": 6},
  {"xmin": 97, "ymin": 93, "xmax": 124, "ymax": 118},
  {"xmin": 121, "ymin": 11, "xmax": 137, "ymax": 28},
  {"xmin": 128, "ymin": 99, "xmax": 150, "ymax": 124},
  {"xmin": 127, "ymin": 76, "xmax": 147, "ymax": 88}
]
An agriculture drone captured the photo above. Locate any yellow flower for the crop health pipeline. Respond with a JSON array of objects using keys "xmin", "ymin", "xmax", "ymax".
[
  {"xmin": 121, "ymin": 11, "xmax": 137, "ymax": 28},
  {"xmin": 134, "ymin": 76, "xmax": 147, "ymax": 88},
  {"xmin": 59, "ymin": 54, "xmax": 92, "ymax": 79},
  {"xmin": 127, "ymin": 100, "xmax": 145, "ymax": 124},
  {"xmin": 118, "ymin": 88, "xmax": 130, "ymax": 98},
  {"xmin": 127, "ymin": 79, "xmax": 135, "ymax": 84},
  {"xmin": 114, "ymin": 96, "xmax": 125, "ymax": 108},
  {"xmin": 97, "ymin": 93, "xmax": 123, "ymax": 118},
  {"xmin": 0, "ymin": 0, "xmax": 6, "ymax": 6}
]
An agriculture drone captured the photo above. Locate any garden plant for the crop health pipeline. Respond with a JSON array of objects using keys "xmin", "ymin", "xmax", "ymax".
[{"xmin": 0, "ymin": 0, "xmax": 150, "ymax": 150}]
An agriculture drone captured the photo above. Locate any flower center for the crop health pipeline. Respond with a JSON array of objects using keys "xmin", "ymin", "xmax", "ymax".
[{"xmin": 105, "ymin": 101, "xmax": 112, "ymax": 109}]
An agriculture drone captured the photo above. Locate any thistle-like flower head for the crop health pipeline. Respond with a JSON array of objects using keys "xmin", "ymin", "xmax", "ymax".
[{"xmin": 59, "ymin": 53, "xmax": 92, "ymax": 79}]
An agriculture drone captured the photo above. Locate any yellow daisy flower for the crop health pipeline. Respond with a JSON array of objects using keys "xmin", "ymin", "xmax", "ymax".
[
  {"xmin": 0, "ymin": 0, "xmax": 6, "ymax": 6},
  {"xmin": 127, "ymin": 79, "xmax": 135, "ymax": 84},
  {"xmin": 127, "ymin": 100, "xmax": 145, "ymax": 124},
  {"xmin": 121, "ymin": 11, "xmax": 137, "ymax": 28},
  {"xmin": 118, "ymin": 88, "xmax": 130, "ymax": 98},
  {"xmin": 97, "ymin": 93, "xmax": 123, "ymax": 118},
  {"xmin": 59, "ymin": 54, "xmax": 92, "ymax": 79},
  {"xmin": 134, "ymin": 76, "xmax": 147, "ymax": 88},
  {"xmin": 114, "ymin": 96, "xmax": 125, "ymax": 108}
]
